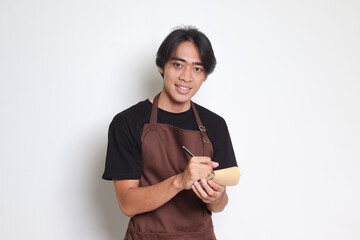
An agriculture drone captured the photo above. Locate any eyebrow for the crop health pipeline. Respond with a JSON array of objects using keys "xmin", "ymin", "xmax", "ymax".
[{"xmin": 171, "ymin": 57, "xmax": 203, "ymax": 66}]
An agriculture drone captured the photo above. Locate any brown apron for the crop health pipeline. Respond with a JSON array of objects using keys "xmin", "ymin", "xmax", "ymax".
[{"xmin": 124, "ymin": 94, "xmax": 216, "ymax": 240}]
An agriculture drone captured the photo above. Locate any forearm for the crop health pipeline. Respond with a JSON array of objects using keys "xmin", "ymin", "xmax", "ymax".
[
  {"xmin": 115, "ymin": 175, "xmax": 183, "ymax": 217},
  {"xmin": 206, "ymin": 191, "xmax": 228, "ymax": 213}
]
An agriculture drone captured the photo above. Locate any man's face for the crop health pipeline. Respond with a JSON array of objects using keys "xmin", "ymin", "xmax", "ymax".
[{"xmin": 158, "ymin": 41, "xmax": 207, "ymax": 112}]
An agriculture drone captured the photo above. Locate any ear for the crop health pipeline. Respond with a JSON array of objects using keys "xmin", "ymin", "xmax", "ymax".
[
  {"xmin": 157, "ymin": 66, "xmax": 164, "ymax": 75},
  {"xmin": 203, "ymin": 75, "xmax": 208, "ymax": 82}
]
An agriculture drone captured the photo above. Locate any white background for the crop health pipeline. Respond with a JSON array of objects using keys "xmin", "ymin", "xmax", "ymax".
[{"xmin": 1, "ymin": 0, "xmax": 360, "ymax": 239}]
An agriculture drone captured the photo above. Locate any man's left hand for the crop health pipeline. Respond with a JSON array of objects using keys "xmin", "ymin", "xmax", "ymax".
[{"xmin": 191, "ymin": 179, "xmax": 228, "ymax": 212}]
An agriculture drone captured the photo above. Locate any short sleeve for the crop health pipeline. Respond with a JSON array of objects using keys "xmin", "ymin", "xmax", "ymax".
[
  {"xmin": 102, "ymin": 115, "xmax": 142, "ymax": 180},
  {"xmin": 212, "ymin": 118, "xmax": 237, "ymax": 170}
]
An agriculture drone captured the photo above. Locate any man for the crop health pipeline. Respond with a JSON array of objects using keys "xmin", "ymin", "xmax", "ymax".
[{"xmin": 103, "ymin": 26, "xmax": 238, "ymax": 239}]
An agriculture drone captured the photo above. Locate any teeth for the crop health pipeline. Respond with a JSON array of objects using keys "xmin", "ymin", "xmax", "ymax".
[{"xmin": 178, "ymin": 86, "xmax": 190, "ymax": 90}]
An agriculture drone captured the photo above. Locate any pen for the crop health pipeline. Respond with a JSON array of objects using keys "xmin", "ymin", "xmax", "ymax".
[{"xmin": 182, "ymin": 146, "xmax": 195, "ymax": 157}]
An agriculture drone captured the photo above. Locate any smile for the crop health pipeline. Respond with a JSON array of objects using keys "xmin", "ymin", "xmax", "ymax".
[
  {"xmin": 178, "ymin": 86, "xmax": 190, "ymax": 90},
  {"xmin": 175, "ymin": 84, "xmax": 192, "ymax": 94},
  {"xmin": 175, "ymin": 84, "xmax": 191, "ymax": 90}
]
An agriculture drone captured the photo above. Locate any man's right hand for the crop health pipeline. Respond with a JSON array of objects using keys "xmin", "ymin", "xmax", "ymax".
[{"xmin": 177, "ymin": 156, "xmax": 219, "ymax": 190}]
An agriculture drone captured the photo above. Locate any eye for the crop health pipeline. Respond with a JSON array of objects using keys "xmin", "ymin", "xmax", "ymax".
[
  {"xmin": 174, "ymin": 62, "xmax": 182, "ymax": 68},
  {"xmin": 194, "ymin": 67, "xmax": 203, "ymax": 72}
]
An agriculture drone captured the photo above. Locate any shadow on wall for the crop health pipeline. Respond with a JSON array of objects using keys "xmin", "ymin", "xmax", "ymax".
[
  {"xmin": 93, "ymin": 158, "xmax": 130, "ymax": 239},
  {"xmin": 92, "ymin": 64, "xmax": 162, "ymax": 239},
  {"xmin": 140, "ymin": 58, "xmax": 164, "ymax": 98}
]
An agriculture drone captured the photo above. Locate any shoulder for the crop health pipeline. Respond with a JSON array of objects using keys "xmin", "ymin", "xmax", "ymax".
[
  {"xmin": 193, "ymin": 103, "xmax": 237, "ymax": 169},
  {"xmin": 192, "ymin": 102, "xmax": 226, "ymax": 126},
  {"xmin": 192, "ymin": 102, "xmax": 231, "ymax": 144},
  {"xmin": 111, "ymin": 99, "xmax": 152, "ymax": 130}
]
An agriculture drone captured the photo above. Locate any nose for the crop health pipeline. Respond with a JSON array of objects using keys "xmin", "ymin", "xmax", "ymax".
[{"xmin": 179, "ymin": 66, "xmax": 193, "ymax": 82}]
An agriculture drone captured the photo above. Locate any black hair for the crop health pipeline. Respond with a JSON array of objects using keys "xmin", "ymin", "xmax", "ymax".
[{"xmin": 156, "ymin": 26, "xmax": 217, "ymax": 78}]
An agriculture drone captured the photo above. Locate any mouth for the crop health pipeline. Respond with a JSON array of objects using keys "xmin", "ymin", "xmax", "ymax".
[
  {"xmin": 175, "ymin": 84, "xmax": 192, "ymax": 94},
  {"xmin": 176, "ymin": 85, "xmax": 191, "ymax": 91}
]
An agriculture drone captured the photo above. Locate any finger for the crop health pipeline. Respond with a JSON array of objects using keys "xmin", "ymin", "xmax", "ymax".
[
  {"xmin": 191, "ymin": 184, "xmax": 201, "ymax": 199},
  {"xmin": 193, "ymin": 181, "xmax": 209, "ymax": 199},
  {"xmin": 211, "ymin": 161, "xmax": 219, "ymax": 169},
  {"xmin": 200, "ymin": 179, "xmax": 215, "ymax": 196},
  {"xmin": 193, "ymin": 156, "xmax": 211, "ymax": 164},
  {"xmin": 189, "ymin": 163, "xmax": 214, "ymax": 180},
  {"xmin": 207, "ymin": 180, "xmax": 225, "ymax": 192}
]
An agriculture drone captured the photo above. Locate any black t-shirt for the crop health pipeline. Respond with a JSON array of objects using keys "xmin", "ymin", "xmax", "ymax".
[{"xmin": 102, "ymin": 99, "xmax": 237, "ymax": 180}]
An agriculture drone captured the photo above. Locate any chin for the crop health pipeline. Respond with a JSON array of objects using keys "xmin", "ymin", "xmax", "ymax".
[{"xmin": 173, "ymin": 94, "xmax": 192, "ymax": 104}]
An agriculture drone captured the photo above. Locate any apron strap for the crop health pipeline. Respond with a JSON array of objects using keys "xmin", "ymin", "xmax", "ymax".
[
  {"xmin": 150, "ymin": 93, "xmax": 210, "ymax": 144},
  {"xmin": 191, "ymin": 101, "xmax": 211, "ymax": 144},
  {"xmin": 149, "ymin": 93, "xmax": 161, "ymax": 130}
]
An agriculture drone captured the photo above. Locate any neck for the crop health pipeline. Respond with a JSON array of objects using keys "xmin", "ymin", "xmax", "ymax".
[{"xmin": 157, "ymin": 92, "xmax": 191, "ymax": 113}]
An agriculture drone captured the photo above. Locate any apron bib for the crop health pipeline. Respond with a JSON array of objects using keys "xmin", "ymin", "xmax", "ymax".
[{"xmin": 124, "ymin": 94, "xmax": 216, "ymax": 240}]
